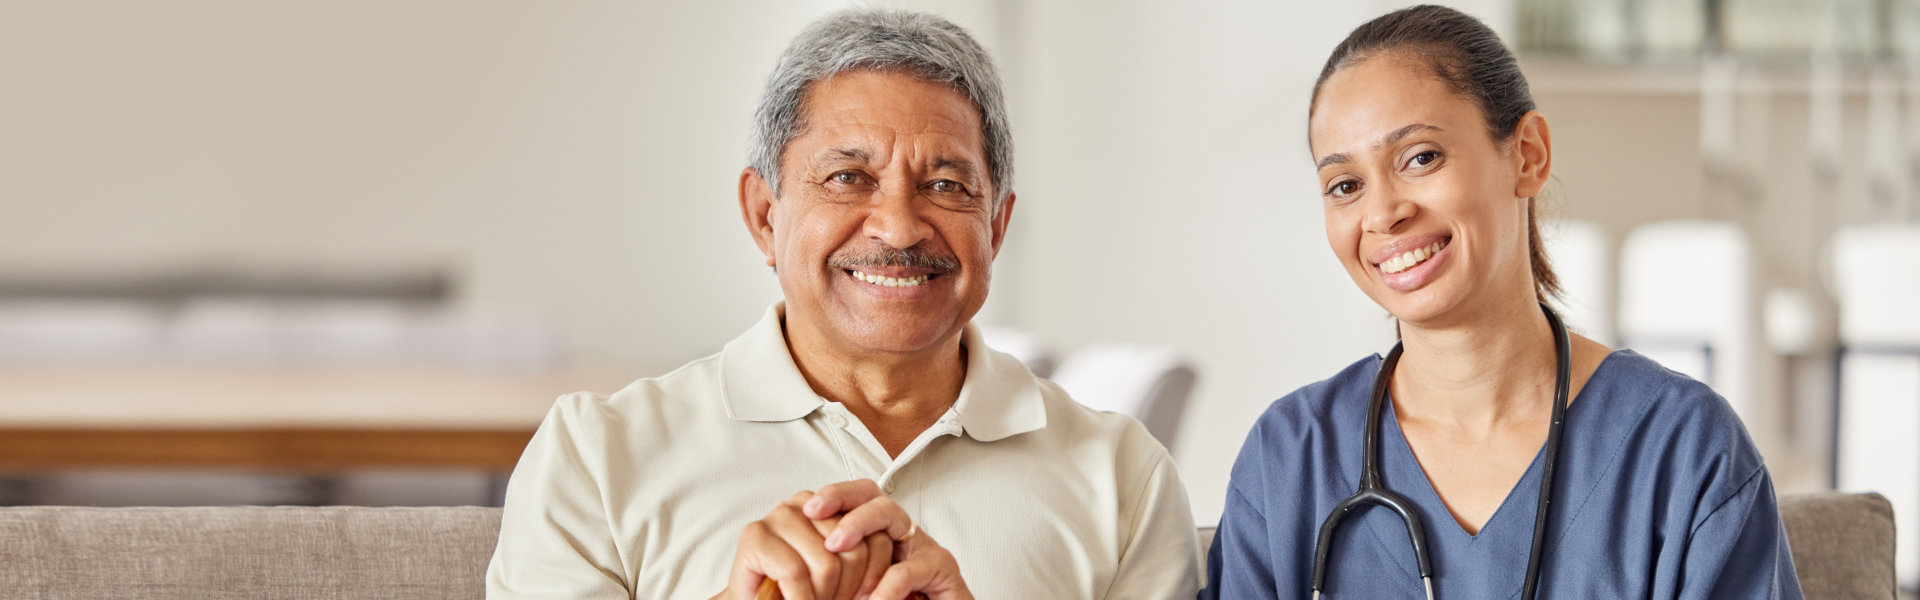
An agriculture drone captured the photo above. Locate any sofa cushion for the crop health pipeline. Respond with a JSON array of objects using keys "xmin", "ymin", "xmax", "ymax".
[
  {"xmin": 1780, "ymin": 491, "xmax": 1897, "ymax": 600},
  {"xmin": 0, "ymin": 492, "xmax": 1892, "ymax": 598}
]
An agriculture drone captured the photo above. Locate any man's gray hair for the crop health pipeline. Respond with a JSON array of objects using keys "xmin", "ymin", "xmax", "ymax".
[{"xmin": 749, "ymin": 8, "xmax": 1014, "ymax": 211}]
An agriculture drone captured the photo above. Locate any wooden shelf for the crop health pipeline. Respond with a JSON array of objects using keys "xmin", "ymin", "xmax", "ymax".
[
  {"xmin": 0, "ymin": 427, "xmax": 535, "ymax": 473},
  {"xmin": 0, "ymin": 364, "xmax": 635, "ymax": 473}
]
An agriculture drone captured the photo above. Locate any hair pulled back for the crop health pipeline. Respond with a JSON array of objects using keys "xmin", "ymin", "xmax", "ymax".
[{"xmin": 1311, "ymin": 5, "xmax": 1559, "ymax": 303}]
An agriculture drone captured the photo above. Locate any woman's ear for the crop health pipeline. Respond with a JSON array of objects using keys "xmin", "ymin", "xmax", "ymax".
[{"xmin": 1513, "ymin": 111, "xmax": 1552, "ymax": 199}]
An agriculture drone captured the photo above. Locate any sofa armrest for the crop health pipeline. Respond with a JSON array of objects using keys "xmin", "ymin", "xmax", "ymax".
[{"xmin": 1780, "ymin": 491, "xmax": 1897, "ymax": 600}]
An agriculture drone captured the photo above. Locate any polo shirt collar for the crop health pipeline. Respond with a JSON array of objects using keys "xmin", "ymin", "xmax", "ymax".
[
  {"xmin": 719, "ymin": 303, "xmax": 1048, "ymax": 442},
  {"xmin": 719, "ymin": 304, "xmax": 825, "ymax": 423},
  {"xmin": 949, "ymin": 321, "xmax": 1048, "ymax": 441}
]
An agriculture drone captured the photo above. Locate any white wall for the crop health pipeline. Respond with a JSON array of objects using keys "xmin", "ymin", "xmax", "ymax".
[
  {"xmin": 999, "ymin": 0, "xmax": 1512, "ymax": 523},
  {"xmin": 0, "ymin": 0, "xmax": 1007, "ymax": 371},
  {"xmin": 2, "ymin": 0, "xmax": 1620, "ymax": 524}
]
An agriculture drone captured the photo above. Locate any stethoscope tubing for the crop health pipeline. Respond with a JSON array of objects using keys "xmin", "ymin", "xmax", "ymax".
[
  {"xmin": 1522, "ymin": 304, "xmax": 1573, "ymax": 598},
  {"xmin": 1309, "ymin": 303, "xmax": 1572, "ymax": 600}
]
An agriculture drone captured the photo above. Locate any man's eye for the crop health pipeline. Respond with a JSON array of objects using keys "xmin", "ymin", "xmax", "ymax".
[
  {"xmin": 831, "ymin": 172, "xmax": 864, "ymax": 185},
  {"xmin": 930, "ymin": 180, "xmax": 964, "ymax": 194}
]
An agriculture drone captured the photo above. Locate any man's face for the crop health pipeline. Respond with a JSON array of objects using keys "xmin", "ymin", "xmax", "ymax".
[{"xmin": 741, "ymin": 70, "xmax": 1014, "ymax": 357}]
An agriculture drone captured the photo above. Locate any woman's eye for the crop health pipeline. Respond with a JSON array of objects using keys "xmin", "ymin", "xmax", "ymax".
[
  {"xmin": 1326, "ymin": 180, "xmax": 1359, "ymax": 199},
  {"xmin": 1407, "ymin": 150, "xmax": 1440, "ymax": 169},
  {"xmin": 831, "ymin": 171, "xmax": 864, "ymax": 185}
]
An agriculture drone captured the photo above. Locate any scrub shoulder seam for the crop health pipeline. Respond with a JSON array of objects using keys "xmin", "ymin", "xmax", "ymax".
[{"xmin": 1684, "ymin": 465, "xmax": 1767, "ymax": 540}]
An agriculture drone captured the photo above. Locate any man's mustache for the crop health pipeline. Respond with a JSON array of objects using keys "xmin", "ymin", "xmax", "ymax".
[{"xmin": 826, "ymin": 246, "xmax": 961, "ymax": 273}]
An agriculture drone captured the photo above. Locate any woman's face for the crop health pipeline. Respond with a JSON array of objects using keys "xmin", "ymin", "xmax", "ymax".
[{"xmin": 1308, "ymin": 54, "xmax": 1550, "ymax": 328}]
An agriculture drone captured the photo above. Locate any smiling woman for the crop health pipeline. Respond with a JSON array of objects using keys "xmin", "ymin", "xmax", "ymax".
[{"xmin": 1201, "ymin": 5, "xmax": 1804, "ymax": 600}]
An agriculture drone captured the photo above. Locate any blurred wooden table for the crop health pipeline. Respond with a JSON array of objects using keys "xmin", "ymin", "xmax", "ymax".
[{"xmin": 0, "ymin": 365, "xmax": 634, "ymax": 473}]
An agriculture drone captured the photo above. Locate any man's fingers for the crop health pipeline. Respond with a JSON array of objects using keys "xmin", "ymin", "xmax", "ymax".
[
  {"xmin": 856, "ymin": 531, "xmax": 891, "ymax": 599},
  {"xmin": 823, "ymin": 494, "xmax": 911, "ymax": 553},
  {"xmin": 762, "ymin": 505, "xmax": 842, "ymax": 599},
  {"xmin": 891, "ymin": 528, "xmax": 919, "ymax": 563},
  {"xmin": 830, "ymin": 530, "xmax": 868, "ymax": 600},
  {"xmin": 871, "ymin": 534, "xmax": 963, "ymax": 600},
  {"xmin": 802, "ymin": 479, "xmax": 883, "ymax": 520},
  {"xmin": 776, "ymin": 577, "xmax": 815, "ymax": 600},
  {"xmin": 868, "ymin": 557, "xmax": 936, "ymax": 600},
  {"xmin": 792, "ymin": 511, "xmax": 866, "ymax": 600},
  {"xmin": 730, "ymin": 491, "xmax": 898, "ymax": 600},
  {"xmin": 732, "ymin": 520, "xmax": 815, "ymax": 600}
]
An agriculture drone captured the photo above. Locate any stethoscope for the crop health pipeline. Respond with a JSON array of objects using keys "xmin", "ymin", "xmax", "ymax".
[{"xmin": 1309, "ymin": 303, "xmax": 1571, "ymax": 600}]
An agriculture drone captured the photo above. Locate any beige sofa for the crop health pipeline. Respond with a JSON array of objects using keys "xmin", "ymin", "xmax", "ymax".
[{"xmin": 0, "ymin": 492, "xmax": 1894, "ymax": 599}]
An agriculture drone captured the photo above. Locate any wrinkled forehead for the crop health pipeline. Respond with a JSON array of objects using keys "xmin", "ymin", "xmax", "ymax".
[{"xmin": 788, "ymin": 70, "xmax": 988, "ymax": 166}]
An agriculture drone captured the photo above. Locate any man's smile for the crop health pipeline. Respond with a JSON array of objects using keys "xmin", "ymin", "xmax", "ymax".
[{"xmin": 847, "ymin": 269, "xmax": 933, "ymax": 287}]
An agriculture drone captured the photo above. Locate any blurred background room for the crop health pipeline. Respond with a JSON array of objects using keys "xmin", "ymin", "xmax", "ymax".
[{"xmin": 4, "ymin": 0, "xmax": 1920, "ymax": 589}]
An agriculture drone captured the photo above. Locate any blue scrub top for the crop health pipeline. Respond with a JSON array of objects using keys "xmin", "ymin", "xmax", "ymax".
[{"xmin": 1201, "ymin": 350, "xmax": 1803, "ymax": 599}]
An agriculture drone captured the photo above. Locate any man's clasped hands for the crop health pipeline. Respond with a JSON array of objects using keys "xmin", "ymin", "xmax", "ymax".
[{"xmin": 715, "ymin": 480, "xmax": 969, "ymax": 600}]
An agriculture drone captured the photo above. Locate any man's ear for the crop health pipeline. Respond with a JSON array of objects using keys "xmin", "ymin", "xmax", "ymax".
[
  {"xmin": 739, "ymin": 167, "xmax": 778, "ymax": 268},
  {"xmin": 1513, "ymin": 110, "xmax": 1552, "ymax": 200},
  {"xmin": 988, "ymin": 192, "xmax": 1016, "ymax": 258}
]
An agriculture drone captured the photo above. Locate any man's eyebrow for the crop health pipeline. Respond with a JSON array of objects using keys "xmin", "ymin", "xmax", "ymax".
[
  {"xmin": 816, "ymin": 146, "xmax": 871, "ymax": 164},
  {"xmin": 1315, "ymin": 123, "xmax": 1443, "ymax": 171},
  {"xmin": 932, "ymin": 157, "xmax": 981, "ymax": 182}
]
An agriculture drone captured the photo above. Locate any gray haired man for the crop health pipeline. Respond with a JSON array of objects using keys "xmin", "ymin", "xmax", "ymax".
[{"xmin": 485, "ymin": 9, "xmax": 1200, "ymax": 600}]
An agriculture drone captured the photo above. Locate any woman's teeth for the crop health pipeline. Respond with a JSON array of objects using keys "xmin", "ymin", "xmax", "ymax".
[
  {"xmin": 1379, "ymin": 240, "xmax": 1447, "ymax": 274},
  {"xmin": 851, "ymin": 270, "xmax": 930, "ymax": 287}
]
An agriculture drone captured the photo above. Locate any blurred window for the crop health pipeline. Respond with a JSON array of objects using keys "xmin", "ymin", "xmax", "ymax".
[{"xmin": 1516, "ymin": 0, "xmax": 1912, "ymax": 59}]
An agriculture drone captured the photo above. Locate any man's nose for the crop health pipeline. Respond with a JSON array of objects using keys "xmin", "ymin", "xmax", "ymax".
[{"xmin": 863, "ymin": 184, "xmax": 935, "ymax": 249}]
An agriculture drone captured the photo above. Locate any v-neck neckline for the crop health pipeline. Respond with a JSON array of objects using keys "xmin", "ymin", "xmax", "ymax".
[
  {"xmin": 1376, "ymin": 348, "xmax": 1619, "ymax": 541},
  {"xmin": 1380, "ymin": 397, "xmax": 1547, "ymax": 541},
  {"xmin": 1336, "ymin": 350, "xmax": 1628, "ymax": 596}
]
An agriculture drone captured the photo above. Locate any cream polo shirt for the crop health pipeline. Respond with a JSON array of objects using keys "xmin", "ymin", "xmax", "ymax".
[{"xmin": 486, "ymin": 303, "xmax": 1201, "ymax": 599}]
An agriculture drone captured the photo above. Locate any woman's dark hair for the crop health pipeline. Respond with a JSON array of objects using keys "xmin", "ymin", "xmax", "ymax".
[{"xmin": 1309, "ymin": 4, "xmax": 1560, "ymax": 304}]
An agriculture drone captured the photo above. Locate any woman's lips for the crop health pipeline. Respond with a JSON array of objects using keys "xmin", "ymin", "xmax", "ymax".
[
  {"xmin": 1377, "ymin": 239, "xmax": 1448, "ymax": 274},
  {"xmin": 1377, "ymin": 239, "xmax": 1451, "ymax": 292}
]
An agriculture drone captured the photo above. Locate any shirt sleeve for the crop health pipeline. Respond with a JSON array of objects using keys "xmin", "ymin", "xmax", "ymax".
[
  {"xmin": 1677, "ymin": 468, "xmax": 1805, "ymax": 600},
  {"xmin": 486, "ymin": 395, "xmax": 633, "ymax": 599},
  {"xmin": 1198, "ymin": 484, "xmax": 1277, "ymax": 600},
  {"xmin": 1101, "ymin": 450, "xmax": 1203, "ymax": 600}
]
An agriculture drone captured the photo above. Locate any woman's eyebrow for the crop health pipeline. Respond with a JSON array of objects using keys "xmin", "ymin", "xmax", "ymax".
[
  {"xmin": 1316, "ymin": 123, "xmax": 1444, "ymax": 171},
  {"xmin": 1316, "ymin": 153, "xmax": 1350, "ymax": 171},
  {"xmin": 1374, "ymin": 123, "xmax": 1442, "ymax": 152}
]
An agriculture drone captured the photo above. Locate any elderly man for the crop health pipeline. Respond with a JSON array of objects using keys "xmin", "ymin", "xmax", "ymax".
[{"xmin": 485, "ymin": 8, "xmax": 1199, "ymax": 600}]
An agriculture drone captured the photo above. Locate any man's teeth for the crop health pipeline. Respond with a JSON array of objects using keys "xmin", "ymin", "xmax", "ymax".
[
  {"xmin": 852, "ymin": 270, "xmax": 930, "ymax": 287},
  {"xmin": 1380, "ymin": 241, "xmax": 1447, "ymax": 274}
]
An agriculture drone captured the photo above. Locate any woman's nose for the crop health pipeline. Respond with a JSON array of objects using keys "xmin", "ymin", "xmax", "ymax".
[{"xmin": 1361, "ymin": 182, "xmax": 1417, "ymax": 234}]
